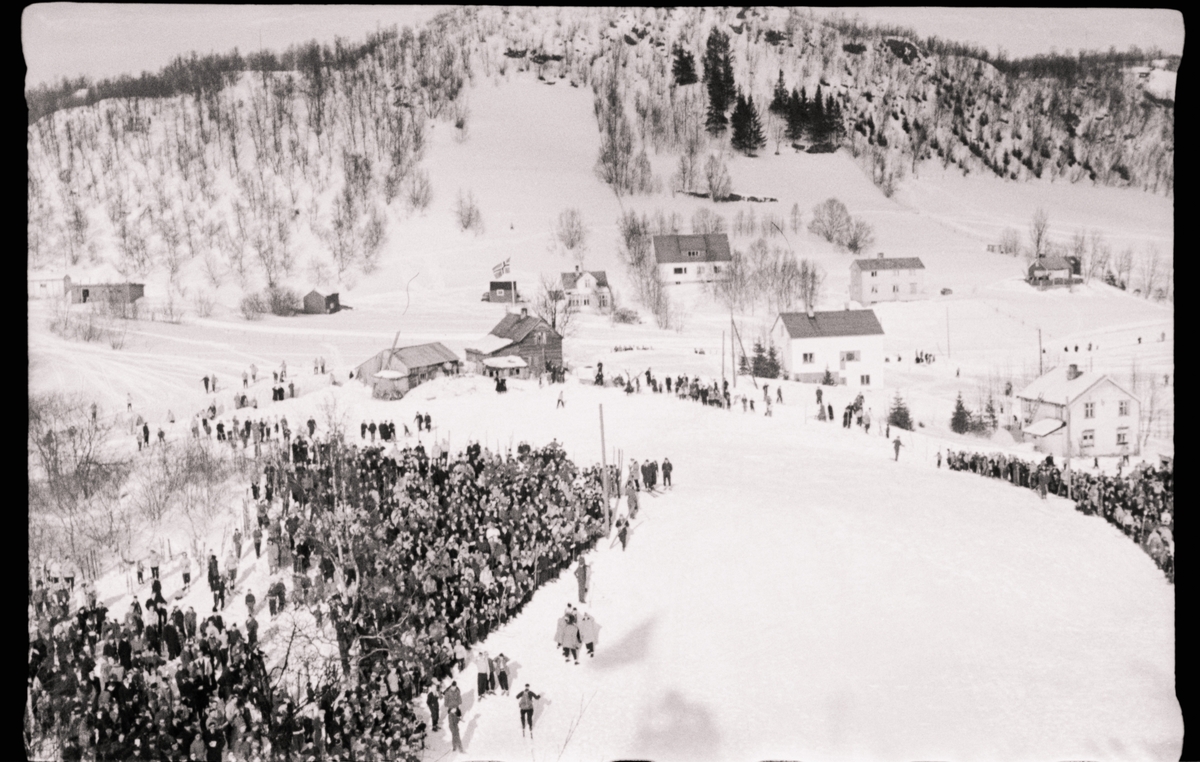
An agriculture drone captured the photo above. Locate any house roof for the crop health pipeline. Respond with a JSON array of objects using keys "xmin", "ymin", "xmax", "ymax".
[
  {"xmin": 489, "ymin": 313, "xmax": 560, "ymax": 343},
  {"xmin": 305, "ymin": 289, "xmax": 325, "ymax": 299},
  {"xmin": 1029, "ymin": 255, "xmax": 1071, "ymax": 272},
  {"xmin": 652, "ymin": 234, "xmax": 732, "ymax": 264},
  {"xmin": 852, "ymin": 256, "xmax": 925, "ymax": 271},
  {"xmin": 775, "ymin": 310, "xmax": 885, "ymax": 339},
  {"xmin": 467, "ymin": 334, "xmax": 514, "ymax": 355},
  {"xmin": 378, "ymin": 342, "xmax": 460, "ymax": 372},
  {"xmin": 489, "ymin": 281, "xmax": 517, "ymax": 291},
  {"xmin": 1015, "ymin": 365, "xmax": 1134, "ymax": 406},
  {"xmin": 561, "ymin": 270, "xmax": 610, "ymax": 290}
]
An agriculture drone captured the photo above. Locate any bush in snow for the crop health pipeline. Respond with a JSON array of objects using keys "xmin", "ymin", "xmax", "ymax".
[
  {"xmin": 888, "ymin": 393, "xmax": 914, "ymax": 430},
  {"xmin": 611, "ymin": 307, "xmax": 641, "ymax": 324},
  {"xmin": 808, "ymin": 198, "xmax": 851, "ymax": 244},
  {"xmin": 455, "ymin": 190, "xmax": 484, "ymax": 234},
  {"xmin": 266, "ymin": 286, "xmax": 302, "ymax": 317},
  {"xmin": 239, "ymin": 293, "xmax": 267, "ymax": 321}
]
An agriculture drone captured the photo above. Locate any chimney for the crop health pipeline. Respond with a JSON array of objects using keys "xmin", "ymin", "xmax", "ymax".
[
  {"xmin": 575, "ymin": 265, "xmax": 580, "ymax": 273},
  {"xmin": 806, "ymin": 305, "xmax": 815, "ymax": 319},
  {"xmin": 520, "ymin": 307, "xmax": 528, "ymax": 318},
  {"xmin": 1067, "ymin": 364, "xmax": 1080, "ymax": 380},
  {"xmin": 878, "ymin": 252, "xmax": 884, "ymax": 259}
]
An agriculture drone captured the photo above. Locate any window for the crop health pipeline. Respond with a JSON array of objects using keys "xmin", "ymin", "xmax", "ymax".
[
  {"xmin": 686, "ymin": 250, "xmax": 701, "ymax": 258},
  {"xmin": 870, "ymin": 286, "xmax": 878, "ymax": 294},
  {"xmin": 840, "ymin": 351, "xmax": 861, "ymax": 362},
  {"xmin": 1118, "ymin": 400, "xmax": 1129, "ymax": 416},
  {"xmin": 892, "ymin": 284, "xmax": 899, "ymax": 293},
  {"xmin": 1084, "ymin": 402, "xmax": 1095, "ymax": 419},
  {"xmin": 696, "ymin": 265, "xmax": 705, "ymax": 274},
  {"xmin": 860, "ymin": 374, "xmax": 871, "ymax": 385},
  {"xmin": 802, "ymin": 352, "xmax": 814, "ymax": 364},
  {"xmin": 1116, "ymin": 428, "xmax": 1129, "ymax": 446},
  {"xmin": 673, "ymin": 267, "xmax": 686, "ymax": 275},
  {"xmin": 1081, "ymin": 430, "xmax": 1095, "ymax": 447},
  {"xmin": 494, "ymin": 289, "xmax": 505, "ymax": 297},
  {"xmin": 870, "ymin": 271, "xmax": 877, "ymax": 277},
  {"xmin": 713, "ymin": 265, "xmax": 722, "ymax": 273}
]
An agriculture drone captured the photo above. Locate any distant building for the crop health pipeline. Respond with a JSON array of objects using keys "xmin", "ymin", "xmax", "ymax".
[
  {"xmin": 1016, "ymin": 364, "xmax": 1140, "ymax": 459},
  {"xmin": 465, "ymin": 308, "xmax": 563, "ymax": 377},
  {"xmin": 355, "ymin": 342, "xmax": 461, "ymax": 400},
  {"xmin": 28, "ymin": 273, "xmax": 71, "ymax": 300},
  {"xmin": 652, "ymin": 234, "xmax": 732, "ymax": 285},
  {"xmin": 69, "ymin": 281, "xmax": 145, "ymax": 306},
  {"xmin": 849, "ymin": 254, "xmax": 926, "ymax": 305},
  {"xmin": 303, "ymin": 290, "xmax": 341, "ymax": 315},
  {"xmin": 560, "ymin": 266, "xmax": 611, "ymax": 311},
  {"xmin": 770, "ymin": 308, "xmax": 885, "ymax": 387},
  {"xmin": 1027, "ymin": 255, "xmax": 1081, "ymax": 287},
  {"xmin": 482, "ymin": 281, "xmax": 521, "ymax": 303}
]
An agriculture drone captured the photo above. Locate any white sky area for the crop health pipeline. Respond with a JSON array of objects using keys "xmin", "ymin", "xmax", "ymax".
[{"xmin": 23, "ymin": 5, "xmax": 1186, "ymax": 89}]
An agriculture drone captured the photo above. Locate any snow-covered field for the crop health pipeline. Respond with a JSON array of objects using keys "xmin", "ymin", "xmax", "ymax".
[{"xmin": 29, "ymin": 70, "xmax": 1176, "ymax": 760}]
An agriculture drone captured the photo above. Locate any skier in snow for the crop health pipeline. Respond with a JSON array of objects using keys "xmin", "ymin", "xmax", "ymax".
[
  {"xmin": 937, "ymin": 451, "xmax": 942, "ymax": 468},
  {"xmin": 426, "ymin": 686, "xmax": 440, "ymax": 732},
  {"xmin": 627, "ymin": 459, "xmax": 640, "ymax": 491},
  {"xmin": 518, "ymin": 684, "xmax": 541, "ymax": 737},
  {"xmin": 893, "ymin": 437, "xmax": 904, "ymax": 461},
  {"xmin": 494, "ymin": 653, "xmax": 511, "ymax": 694},
  {"xmin": 444, "ymin": 680, "xmax": 462, "ymax": 716},
  {"xmin": 448, "ymin": 707, "xmax": 464, "ymax": 751},
  {"xmin": 579, "ymin": 611, "xmax": 599, "ymax": 657},
  {"xmin": 557, "ymin": 391, "xmax": 565, "ymax": 408},
  {"xmin": 616, "ymin": 515, "xmax": 630, "ymax": 550},
  {"xmin": 661, "ymin": 458, "xmax": 673, "ymax": 487},
  {"xmin": 777, "ymin": 386, "xmax": 783, "ymax": 404},
  {"xmin": 475, "ymin": 650, "xmax": 491, "ymax": 699},
  {"xmin": 625, "ymin": 479, "xmax": 639, "ymax": 519},
  {"xmin": 574, "ymin": 558, "xmax": 590, "ymax": 604}
]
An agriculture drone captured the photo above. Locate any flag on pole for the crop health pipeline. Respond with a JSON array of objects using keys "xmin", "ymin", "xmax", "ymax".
[{"xmin": 492, "ymin": 258, "xmax": 510, "ymax": 279}]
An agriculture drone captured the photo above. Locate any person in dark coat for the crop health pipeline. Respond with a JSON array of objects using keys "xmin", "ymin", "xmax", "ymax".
[
  {"xmin": 518, "ymin": 684, "xmax": 541, "ymax": 737},
  {"xmin": 893, "ymin": 437, "xmax": 904, "ymax": 461},
  {"xmin": 423, "ymin": 413, "xmax": 432, "ymax": 431},
  {"xmin": 426, "ymin": 686, "xmax": 440, "ymax": 732},
  {"xmin": 163, "ymin": 622, "xmax": 181, "ymax": 660},
  {"xmin": 246, "ymin": 615, "xmax": 258, "ymax": 649},
  {"xmin": 252, "ymin": 527, "xmax": 262, "ymax": 559},
  {"xmin": 661, "ymin": 458, "xmax": 673, "ymax": 487},
  {"xmin": 574, "ymin": 559, "xmax": 589, "ymax": 604}
]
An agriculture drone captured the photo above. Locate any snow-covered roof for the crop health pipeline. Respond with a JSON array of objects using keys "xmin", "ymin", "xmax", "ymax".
[
  {"xmin": 1023, "ymin": 418, "xmax": 1066, "ymax": 437},
  {"xmin": 489, "ymin": 313, "xmax": 558, "ymax": 343},
  {"xmin": 775, "ymin": 310, "xmax": 885, "ymax": 340},
  {"xmin": 561, "ymin": 270, "xmax": 610, "ymax": 290},
  {"xmin": 374, "ymin": 369, "xmax": 406, "ymax": 380},
  {"xmin": 1029, "ymin": 255, "xmax": 1072, "ymax": 272},
  {"xmin": 852, "ymin": 256, "xmax": 925, "ymax": 271},
  {"xmin": 467, "ymin": 334, "xmax": 514, "ymax": 355},
  {"xmin": 1015, "ymin": 365, "xmax": 1134, "ymax": 406},
  {"xmin": 389, "ymin": 342, "xmax": 460, "ymax": 369},
  {"xmin": 652, "ymin": 234, "xmax": 732, "ymax": 264},
  {"xmin": 483, "ymin": 355, "xmax": 527, "ymax": 369}
]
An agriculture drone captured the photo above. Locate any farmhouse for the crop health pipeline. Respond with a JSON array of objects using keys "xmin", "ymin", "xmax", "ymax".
[
  {"xmin": 1016, "ymin": 364, "xmax": 1140, "ymax": 459},
  {"xmin": 770, "ymin": 308, "xmax": 885, "ymax": 388},
  {"xmin": 1027, "ymin": 255, "xmax": 1082, "ymax": 287},
  {"xmin": 465, "ymin": 308, "xmax": 562, "ymax": 377},
  {"xmin": 28, "ymin": 273, "xmax": 71, "ymax": 300},
  {"xmin": 849, "ymin": 254, "xmax": 926, "ymax": 305},
  {"xmin": 482, "ymin": 281, "xmax": 521, "ymax": 303},
  {"xmin": 560, "ymin": 266, "xmax": 611, "ymax": 311},
  {"xmin": 303, "ymin": 290, "xmax": 341, "ymax": 315},
  {"xmin": 355, "ymin": 342, "xmax": 461, "ymax": 400},
  {"xmin": 652, "ymin": 234, "xmax": 732, "ymax": 285}
]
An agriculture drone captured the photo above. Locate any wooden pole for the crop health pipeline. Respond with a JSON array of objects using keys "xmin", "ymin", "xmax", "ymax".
[
  {"xmin": 1038, "ymin": 328, "xmax": 1043, "ymax": 375},
  {"xmin": 722, "ymin": 330, "xmax": 726, "ymax": 383},
  {"xmin": 946, "ymin": 305, "xmax": 950, "ymax": 358},
  {"xmin": 731, "ymin": 312, "xmax": 736, "ymax": 388},
  {"xmin": 599, "ymin": 405, "xmax": 610, "ymax": 533}
]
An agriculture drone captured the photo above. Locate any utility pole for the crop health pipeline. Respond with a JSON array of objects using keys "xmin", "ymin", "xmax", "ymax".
[
  {"xmin": 721, "ymin": 330, "xmax": 726, "ymax": 383},
  {"xmin": 1038, "ymin": 328, "xmax": 1043, "ymax": 375},
  {"xmin": 730, "ymin": 312, "xmax": 737, "ymax": 388},
  {"xmin": 1065, "ymin": 402, "xmax": 1072, "ymax": 500},
  {"xmin": 599, "ymin": 404, "xmax": 610, "ymax": 533},
  {"xmin": 946, "ymin": 305, "xmax": 950, "ymax": 358}
]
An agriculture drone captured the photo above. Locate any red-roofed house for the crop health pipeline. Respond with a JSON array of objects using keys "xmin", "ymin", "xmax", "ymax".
[{"xmin": 770, "ymin": 308, "xmax": 885, "ymax": 387}]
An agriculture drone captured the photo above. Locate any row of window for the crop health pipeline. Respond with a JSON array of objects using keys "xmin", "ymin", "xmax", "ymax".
[
  {"xmin": 1083, "ymin": 401, "xmax": 1130, "ymax": 418},
  {"xmin": 869, "ymin": 284, "xmax": 919, "ymax": 294},
  {"xmin": 1081, "ymin": 429, "xmax": 1130, "ymax": 447},
  {"xmin": 800, "ymin": 351, "xmax": 861, "ymax": 363},
  {"xmin": 672, "ymin": 265, "xmax": 724, "ymax": 275},
  {"xmin": 868, "ymin": 270, "xmax": 918, "ymax": 277}
]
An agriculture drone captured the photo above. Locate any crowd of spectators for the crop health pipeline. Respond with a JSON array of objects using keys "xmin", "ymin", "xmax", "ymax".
[
  {"xmin": 945, "ymin": 451, "xmax": 1173, "ymax": 581},
  {"xmin": 28, "ymin": 433, "xmax": 614, "ymax": 760}
]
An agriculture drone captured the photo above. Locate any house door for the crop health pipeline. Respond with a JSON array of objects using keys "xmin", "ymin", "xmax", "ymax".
[{"xmin": 81, "ymin": 288, "xmax": 90, "ymax": 303}]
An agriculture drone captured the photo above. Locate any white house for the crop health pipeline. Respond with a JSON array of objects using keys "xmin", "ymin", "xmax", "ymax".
[
  {"xmin": 652, "ymin": 234, "xmax": 732, "ymax": 285},
  {"xmin": 28, "ymin": 273, "xmax": 71, "ymax": 300},
  {"xmin": 770, "ymin": 308, "xmax": 885, "ymax": 388},
  {"xmin": 560, "ymin": 266, "xmax": 611, "ymax": 311},
  {"xmin": 849, "ymin": 254, "xmax": 926, "ymax": 305},
  {"xmin": 1016, "ymin": 364, "xmax": 1140, "ymax": 459}
]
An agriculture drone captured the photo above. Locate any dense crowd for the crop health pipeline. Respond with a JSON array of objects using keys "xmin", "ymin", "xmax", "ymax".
[
  {"xmin": 593, "ymin": 362, "xmax": 790, "ymax": 415},
  {"xmin": 945, "ymin": 451, "xmax": 1174, "ymax": 581},
  {"xmin": 28, "ymin": 432, "xmax": 616, "ymax": 760}
]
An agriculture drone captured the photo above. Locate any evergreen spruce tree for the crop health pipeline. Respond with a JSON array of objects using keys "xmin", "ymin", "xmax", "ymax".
[
  {"xmin": 809, "ymin": 86, "xmax": 826, "ymax": 145},
  {"xmin": 984, "ymin": 395, "xmax": 999, "ymax": 431},
  {"xmin": 731, "ymin": 93, "xmax": 766, "ymax": 156},
  {"xmin": 751, "ymin": 339, "xmax": 768, "ymax": 377},
  {"xmin": 825, "ymin": 94, "xmax": 844, "ymax": 146},
  {"xmin": 672, "ymin": 46, "xmax": 698, "ymax": 86},
  {"xmin": 888, "ymin": 392, "xmax": 914, "ymax": 431},
  {"xmin": 821, "ymin": 368, "xmax": 836, "ymax": 386},
  {"xmin": 950, "ymin": 392, "xmax": 972, "ymax": 434},
  {"xmin": 704, "ymin": 29, "xmax": 733, "ymax": 134},
  {"xmin": 786, "ymin": 87, "xmax": 807, "ymax": 142},
  {"xmin": 769, "ymin": 70, "xmax": 789, "ymax": 115},
  {"xmin": 738, "ymin": 353, "xmax": 750, "ymax": 375},
  {"xmin": 765, "ymin": 345, "xmax": 782, "ymax": 378}
]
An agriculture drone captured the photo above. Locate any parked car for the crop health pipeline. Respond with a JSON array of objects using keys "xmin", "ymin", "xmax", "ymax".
[{"xmin": 941, "ymin": 287, "xmax": 953, "ymax": 295}]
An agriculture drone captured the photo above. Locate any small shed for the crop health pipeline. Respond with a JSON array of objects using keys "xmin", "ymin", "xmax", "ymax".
[
  {"xmin": 28, "ymin": 274, "xmax": 71, "ymax": 300},
  {"xmin": 303, "ymin": 290, "xmax": 341, "ymax": 315},
  {"xmin": 482, "ymin": 281, "xmax": 520, "ymax": 303},
  {"xmin": 355, "ymin": 342, "xmax": 461, "ymax": 400}
]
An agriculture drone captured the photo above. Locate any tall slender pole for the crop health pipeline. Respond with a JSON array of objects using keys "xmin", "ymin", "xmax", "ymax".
[
  {"xmin": 1038, "ymin": 328, "xmax": 1043, "ymax": 375},
  {"xmin": 599, "ymin": 404, "xmax": 610, "ymax": 533},
  {"xmin": 946, "ymin": 305, "xmax": 950, "ymax": 358},
  {"xmin": 731, "ymin": 312, "xmax": 736, "ymax": 388},
  {"xmin": 721, "ymin": 330, "xmax": 726, "ymax": 383}
]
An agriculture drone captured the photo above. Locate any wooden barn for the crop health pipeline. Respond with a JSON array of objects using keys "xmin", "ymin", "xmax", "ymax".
[
  {"xmin": 69, "ymin": 281, "xmax": 145, "ymax": 306},
  {"xmin": 355, "ymin": 342, "xmax": 461, "ymax": 400},
  {"xmin": 465, "ymin": 309, "xmax": 563, "ymax": 377},
  {"xmin": 303, "ymin": 290, "xmax": 341, "ymax": 314}
]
